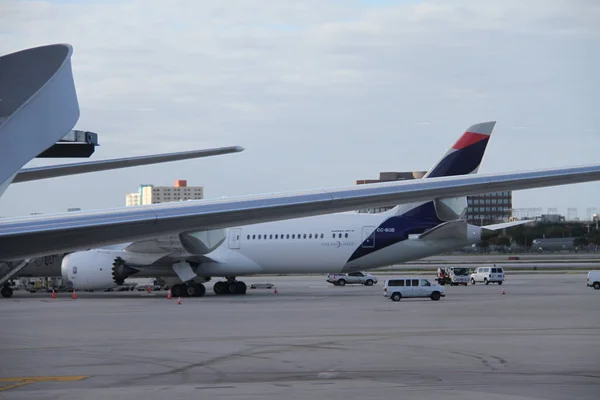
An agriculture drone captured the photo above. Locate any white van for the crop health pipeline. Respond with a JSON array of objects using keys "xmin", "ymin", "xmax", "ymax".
[
  {"xmin": 470, "ymin": 266, "xmax": 505, "ymax": 285},
  {"xmin": 587, "ymin": 271, "xmax": 600, "ymax": 290},
  {"xmin": 383, "ymin": 277, "xmax": 445, "ymax": 301}
]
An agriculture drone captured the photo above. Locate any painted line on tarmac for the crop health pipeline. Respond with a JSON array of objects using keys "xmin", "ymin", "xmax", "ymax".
[{"xmin": 0, "ymin": 376, "xmax": 88, "ymax": 392}]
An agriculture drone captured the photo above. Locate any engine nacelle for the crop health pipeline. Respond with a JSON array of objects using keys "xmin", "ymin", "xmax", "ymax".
[{"xmin": 61, "ymin": 249, "xmax": 139, "ymax": 290}]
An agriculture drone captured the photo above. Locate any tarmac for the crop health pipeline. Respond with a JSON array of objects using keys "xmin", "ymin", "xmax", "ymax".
[{"xmin": 1, "ymin": 273, "xmax": 599, "ymax": 399}]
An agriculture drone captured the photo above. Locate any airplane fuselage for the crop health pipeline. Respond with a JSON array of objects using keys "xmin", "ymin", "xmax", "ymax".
[
  {"xmin": 197, "ymin": 210, "xmax": 475, "ymax": 276},
  {"xmin": 67, "ymin": 202, "xmax": 483, "ymax": 289}
]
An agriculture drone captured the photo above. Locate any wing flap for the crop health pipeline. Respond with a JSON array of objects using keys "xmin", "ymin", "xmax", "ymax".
[{"xmin": 1, "ymin": 164, "xmax": 600, "ymax": 260}]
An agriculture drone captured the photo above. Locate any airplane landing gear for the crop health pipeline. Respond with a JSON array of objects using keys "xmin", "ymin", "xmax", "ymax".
[
  {"xmin": 1, "ymin": 283, "xmax": 13, "ymax": 299},
  {"xmin": 171, "ymin": 282, "xmax": 206, "ymax": 297},
  {"xmin": 213, "ymin": 278, "xmax": 246, "ymax": 295}
]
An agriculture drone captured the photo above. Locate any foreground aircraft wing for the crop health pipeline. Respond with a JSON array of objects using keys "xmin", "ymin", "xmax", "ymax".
[
  {"xmin": 1, "ymin": 164, "xmax": 600, "ymax": 261},
  {"xmin": 12, "ymin": 146, "xmax": 244, "ymax": 183}
]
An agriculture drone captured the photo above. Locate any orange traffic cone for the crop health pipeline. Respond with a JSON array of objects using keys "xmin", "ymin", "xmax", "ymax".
[
  {"xmin": 177, "ymin": 297, "xmax": 182, "ymax": 305},
  {"xmin": 51, "ymin": 289, "xmax": 56, "ymax": 299},
  {"xmin": 273, "ymin": 287, "xmax": 278, "ymax": 294},
  {"xmin": 71, "ymin": 289, "xmax": 77, "ymax": 300},
  {"xmin": 167, "ymin": 289, "xmax": 172, "ymax": 300},
  {"xmin": 146, "ymin": 286, "xmax": 151, "ymax": 294},
  {"xmin": 501, "ymin": 288, "xmax": 506, "ymax": 295}
]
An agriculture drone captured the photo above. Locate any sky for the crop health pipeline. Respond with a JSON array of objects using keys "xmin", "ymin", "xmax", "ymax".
[{"xmin": 0, "ymin": 0, "xmax": 598, "ymax": 218}]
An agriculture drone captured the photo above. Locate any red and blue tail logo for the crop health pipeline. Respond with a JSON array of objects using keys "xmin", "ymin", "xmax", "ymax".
[{"xmin": 424, "ymin": 121, "xmax": 496, "ymax": 178}]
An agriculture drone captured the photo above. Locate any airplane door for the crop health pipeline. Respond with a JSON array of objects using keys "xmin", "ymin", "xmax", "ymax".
[
  {"xmin": 362, "ymin": 226, "xmax": 375, "ymax": 248},
  {"xmin": 228, "ymin": 228, "xmax": 242, "ymax": 249}
]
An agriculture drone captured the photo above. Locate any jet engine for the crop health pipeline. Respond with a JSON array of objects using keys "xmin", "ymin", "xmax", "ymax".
[{"xmin": 61, "ymin": 249, "xmax": 140, "ymax": 290}]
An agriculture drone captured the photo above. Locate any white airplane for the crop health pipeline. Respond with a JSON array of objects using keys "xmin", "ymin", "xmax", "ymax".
[
  {"xmin": 4, "ymin": 43, "xmax": 600, "ymax": 298},
  {"xmin": 55, "ymin": 121, "xmax": 562, "ymax": 297}
]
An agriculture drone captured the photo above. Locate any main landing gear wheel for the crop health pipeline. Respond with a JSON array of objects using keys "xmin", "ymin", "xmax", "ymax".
[
  {"xmin": 1, "ymin": 285, "xmax": 13, "ymax": 299},
  {"xmin": 172, "ymin": 282, "xmax": 206, "ymax": 297},
  {"xmin": 213, "ymin": 279, "xmax": 247, "ymax": 295}
]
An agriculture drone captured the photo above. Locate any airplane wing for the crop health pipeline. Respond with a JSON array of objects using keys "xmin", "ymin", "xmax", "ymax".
[
  {"xmin": 1, "ymin": 163, "xmax": 600, "ymax": 261},
  {"xmin": 12, "ymin": 146, "xmax": 244, "ymax": 183},
  {"xmin": 482, "ymin": 220, "xmax": 533, "ymax": 230},
  {"xmin": 417, "ymin": 220, "xmax": 467, "ymax": 240}
]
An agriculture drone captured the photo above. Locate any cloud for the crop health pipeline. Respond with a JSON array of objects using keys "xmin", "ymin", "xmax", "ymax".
[{"xmin": 0, "ymin": 0, "xmax": 598, "ymax": 216}]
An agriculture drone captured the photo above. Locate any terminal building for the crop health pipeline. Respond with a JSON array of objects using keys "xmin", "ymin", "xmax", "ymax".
[
  {"xmin": 125, "ymin": 180, "xmax": 203, "ymax": 206},
  {"xmin": 356, "ymin": 171, "xmax": 512, "ymax": 225}
]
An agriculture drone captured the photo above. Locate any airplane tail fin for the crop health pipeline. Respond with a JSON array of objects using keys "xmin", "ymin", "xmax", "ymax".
[
  {"xmin": 393, "ymin": 121, "xmax": 496, "ymax": 221},
  {"xmin": 423, "ymin": 121, "xmax": 496, "ymax": 178}
]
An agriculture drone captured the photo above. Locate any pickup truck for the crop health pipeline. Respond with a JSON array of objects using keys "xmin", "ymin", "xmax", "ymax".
[{"xmin": 327, "ymin": 272, "xmax": 378, "ymax": 286}]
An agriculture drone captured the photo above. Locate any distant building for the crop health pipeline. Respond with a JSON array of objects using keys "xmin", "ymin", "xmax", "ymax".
[
  {"xmin": 125, "ymin": 193, "xmax": 140, "ymax": 207},
  {"xmin": 467, "ymin": 192, "xmax": 512, "ymax": 225},
  {"xmin": 125, "ymin": 180, "xmax": 203, "ymax": 206},
  {"xmin": 356, "ymin": 171, "xmax": 512, "ymax": 224}
]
